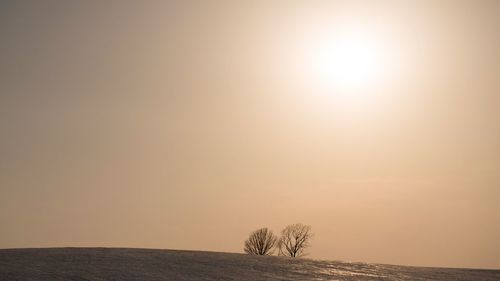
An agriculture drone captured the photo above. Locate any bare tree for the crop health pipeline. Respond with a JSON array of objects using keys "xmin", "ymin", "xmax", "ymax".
[
  {"xmin": 244, "ymin": 227, "xmax": 278, "ymax": 255},
  {"xmin": 277, "ymin": 223, "xmax": 313, "ymax": 257}
]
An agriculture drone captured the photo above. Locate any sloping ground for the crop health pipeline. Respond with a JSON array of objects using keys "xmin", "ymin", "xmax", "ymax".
[{"xmin": 0, "ymin": 248, "xmax": 498, "ymax": 281}]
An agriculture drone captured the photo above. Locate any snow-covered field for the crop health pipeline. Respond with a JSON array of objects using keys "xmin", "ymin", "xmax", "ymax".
[{"xmin": 0, "ymin": 248, "xmax": 498, "ymax": 281}]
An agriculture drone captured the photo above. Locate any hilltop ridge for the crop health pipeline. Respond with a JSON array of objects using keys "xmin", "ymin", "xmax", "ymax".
[{"xmin": 0, "ymin": 248, "xmax": 499, "ymax": 281}]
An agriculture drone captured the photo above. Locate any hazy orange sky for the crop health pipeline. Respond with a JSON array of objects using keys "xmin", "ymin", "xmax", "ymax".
[{"xmin": 1, "ymin": 0, "xmax": 499, "ymax": 269}]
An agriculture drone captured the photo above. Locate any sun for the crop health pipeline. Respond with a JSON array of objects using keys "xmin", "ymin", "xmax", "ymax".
[{"xmin": 307, "ymin": 27, "xmax": 387, "ymax": 94}]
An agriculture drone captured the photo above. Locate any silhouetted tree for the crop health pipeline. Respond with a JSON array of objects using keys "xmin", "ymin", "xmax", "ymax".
[
  {"xmin": 244, "ymin": 227, "xmax": 278, "ymax": 255},
  {"xmin": 277, "ymin": 223, "xmax": 313, "ymax": 257}
]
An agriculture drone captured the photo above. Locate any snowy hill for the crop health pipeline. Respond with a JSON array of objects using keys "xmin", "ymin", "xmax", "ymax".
[{"xmin": 0, "ymin": 248, "xmax": 498, "ymax": 281}]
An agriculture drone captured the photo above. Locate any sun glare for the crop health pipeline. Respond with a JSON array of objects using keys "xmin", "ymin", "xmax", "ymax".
[{"xmin": 307, "ymin": 27, "xmax": 388, "ymax": 94}]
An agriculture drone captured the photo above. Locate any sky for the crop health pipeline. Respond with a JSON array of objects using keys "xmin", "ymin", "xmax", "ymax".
[{"xmin": 1, "ymin": 0, "xmax": 500, "ymax": 269}]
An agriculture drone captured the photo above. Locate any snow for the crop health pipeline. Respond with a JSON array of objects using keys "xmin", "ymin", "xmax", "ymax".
[{"xmin": 0, "ymin": 248, "xmax": 498, "ymax": 281}]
